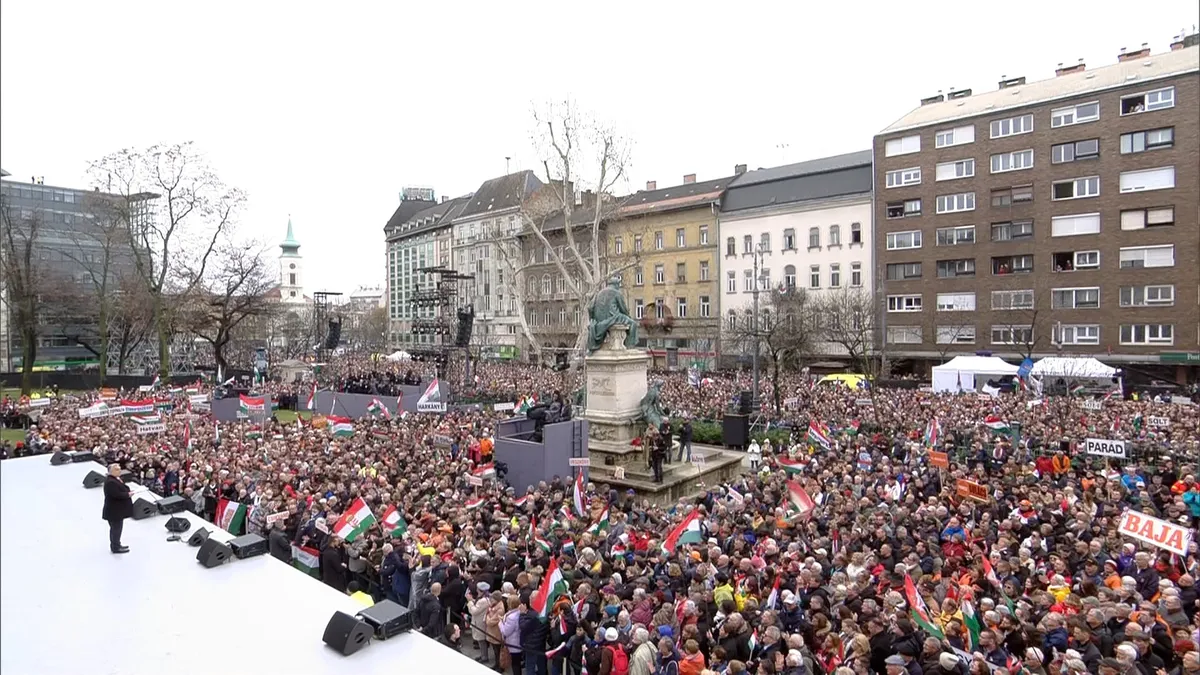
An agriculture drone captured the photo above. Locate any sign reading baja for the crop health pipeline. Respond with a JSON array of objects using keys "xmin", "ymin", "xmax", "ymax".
[
  {"xmin": 416, "ymin": 378, "xmax": 447, "ymax": 413},
  {"xmin": 1119, "ymin": 509, "xmax": 1192, "ymax": 555},
  {"xmin": 1084, "ymin": 438, "xmax": 1128, "ymax": 458}
]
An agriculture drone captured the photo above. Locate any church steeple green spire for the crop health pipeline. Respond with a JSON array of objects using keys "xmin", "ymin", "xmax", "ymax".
[{"xmin": 280, "ymin": 216, "xmax": 300, "ymax": 256}]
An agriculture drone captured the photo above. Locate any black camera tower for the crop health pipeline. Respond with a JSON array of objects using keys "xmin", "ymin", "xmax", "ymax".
[{"xmin": 410, "ymin": 266, "xmax": 473, "ymax": 380}]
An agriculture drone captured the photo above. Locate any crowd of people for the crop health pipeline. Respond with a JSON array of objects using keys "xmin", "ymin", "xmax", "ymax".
[{"xmin": 3, "ymin": 358, "xmax": 1200, "ymax": 675}]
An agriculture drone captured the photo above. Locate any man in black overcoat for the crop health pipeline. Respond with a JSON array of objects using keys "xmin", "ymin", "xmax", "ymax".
[{"xmin": 102, "ymin": 464, "xmax": 132, "ymax": 554}]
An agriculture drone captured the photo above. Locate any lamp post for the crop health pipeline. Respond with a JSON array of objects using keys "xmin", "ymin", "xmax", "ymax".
[{"xmin": 750, "ymin": 243, "xmax": 766, "ymax": 410}]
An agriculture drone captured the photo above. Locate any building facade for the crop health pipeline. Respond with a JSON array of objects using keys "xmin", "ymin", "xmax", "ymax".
[
  {"xmin": 384, "ymin": 195, "xmax": 463, "ymax": 350},
  {"xmin": 276, "ymin": 218, "xmax": 306, "ymax": 304},
  {"xmin": 718, "ymin": 153, "xmax": 875, "ymax": 364},
  {"xmin": 610, "ymin": 175, "xmax": 727, "ymax": 369},
  {"xmin": 874, "ymin": 38, "xmax": 1199, "ymax": 380}
]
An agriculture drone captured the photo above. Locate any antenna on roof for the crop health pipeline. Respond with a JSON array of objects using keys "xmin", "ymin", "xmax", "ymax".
[{"xmin": 505, "ymin": 157, "xmax": 511, "ymax": 174}]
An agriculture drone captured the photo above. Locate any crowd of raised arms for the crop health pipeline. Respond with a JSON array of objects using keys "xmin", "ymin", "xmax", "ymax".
[{"xmin": 3, "ymin": 356, "xmax": 1200, "ymax": 675}]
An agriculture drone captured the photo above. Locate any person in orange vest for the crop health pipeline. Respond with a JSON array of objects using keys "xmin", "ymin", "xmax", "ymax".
[{"xmin": 1051, "ymin": 453, "xmax": 1071, "ymax": 477}]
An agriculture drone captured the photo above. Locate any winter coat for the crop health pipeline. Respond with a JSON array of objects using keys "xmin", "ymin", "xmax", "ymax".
[
  {"xmin": 519, "ymin": 609, "xmax": 549, "ymax": 654},
  {"xmin": 416, "ymin": 593, "xmax": 443, "ymax": 638},
  {"xmin": 380, "ymin": 550, "xmax": 411, "ymax": 600},
  {"xmin": 470, "ymin": 597, "xmax": 491, "ymax": 642},
  {"xmin": 500, "ymin": 608, "xmax": 522, "ymax": 653},
  {"xmin": 486, "ymin": 599, "xmax": 505, "ymax": 646}
]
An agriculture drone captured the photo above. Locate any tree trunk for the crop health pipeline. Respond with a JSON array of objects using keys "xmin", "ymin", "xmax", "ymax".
[
  {"xmin": 771, "ymin": 356, "xmax": 782, "ymax": 414},
  {"xmin": 20, "ymin": 329, "xmax": 36, "ymax": 395},
  {"xmin": 155, "ymin": 297, "xmax": 169, "ymax": 378},
  {"xmin": 97, "ymin": 301, "xmax": 109, "ymax": 384}
]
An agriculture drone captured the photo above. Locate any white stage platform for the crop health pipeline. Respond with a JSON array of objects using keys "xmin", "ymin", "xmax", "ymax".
[{"xmin": 0, "ymin": 457, "xmax": 494, "ymax": 675}]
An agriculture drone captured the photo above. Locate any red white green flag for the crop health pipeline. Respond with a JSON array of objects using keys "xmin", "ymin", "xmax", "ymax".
[
  {"xmin": 662, "ymin": 510, "xmax": 703, "ymax": 553},
  {"xmin": 215, "ymin": 498, "xmax": 247, "ymax": 535},
  {"xmin": 380, "ymin": 505, "xmax": 407, "ymax": 537},
  {"xmin": 332, "ymin": 497, "xmax": 376, "ymax": 542},
  {"xmin": 531, "ymin": 557, "xmax": 568, "ymax": 619}
]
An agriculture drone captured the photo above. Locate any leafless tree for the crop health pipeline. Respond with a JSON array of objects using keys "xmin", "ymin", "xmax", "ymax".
[
  {"xmin": 181, "ymin": 239, "xmax": 276, "ymax": 377},
  {"xmin": 727, "ymin": 288, "xmax": 819, "ymax": 412},
  {"xmin": 343, "ymin": 305, "xmax": 389, "ymax": 353},
  {"xmin": 990, "ymin": 307, "xmax": 1047, "ymax": 362},
  {"xmin": 1, "ymin": 204, "xmax": 53, "ymax": 392},
  {"xmin": 932, "ymin": 322, "xmax": 978, "ymax": 361},
  {"xmin": 89, "ymin": 142, "xmax": 246, "ymax": 378},
  {"xmin": 817, "ymin": 286, "xmax": 886, "ymax": 381}
]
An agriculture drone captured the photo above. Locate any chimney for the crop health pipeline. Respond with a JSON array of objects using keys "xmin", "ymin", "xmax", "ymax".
[
  {"xmin": 646, "ymin": 180, "xmax": 657, "ymax": 191},
  {"xmin": 947, "ymin": 88, "xmax": 972, "ymax": 100},
  {"xmin": 1055, "ymin": 59, "xmax": 1086, "ymax": 76},
  {"xmin": 683, "ymin": 174, "xmax": 696, "ymax": 184},
  {"xmin": 1174, "ymin": 31, "xmax": 1200, "ymax": 50},
  {"xmin": 998, "ymin": 75, "xmax": 1026, "ymax": 89},
  {"xmin": 734, "ymin": 164, "xmax": 747, "ymax": 176},
  {"xmin": 920, "ymin": 92, "xmax": 944, "ymax": 106},
  {"xmin": 1119, "ymin": 43, "xmax": 1151, "ymax": 62}
]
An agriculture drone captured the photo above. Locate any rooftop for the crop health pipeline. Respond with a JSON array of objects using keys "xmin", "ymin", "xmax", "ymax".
[
  {"xmin": 721, "ymin": 150, "xmax": 873, "ymax": 214},
  {"xmin": 387, "ymin": 196, "xmax": 470, "ymax": 243},
  {"xmin": 383, "ymin": 197, "xmax": 438, "ymax": 234},
  {"xmin": 728, "ymin": 150, "xmax": 873, "ymax": 188},
  {"xmin": 881, "ymin": 44, "xmax": 1200, "ymax": 134},
  {"xmin": 280, "ymin": 217, "xmax": 301, "ymax": 254},
  {"xmin": 457, "ymin": 170, "xmax": 543, "ymax": 220},
  {"xmin": 618, "ymin": 176, "xmax": 731, "ymax": 216}
]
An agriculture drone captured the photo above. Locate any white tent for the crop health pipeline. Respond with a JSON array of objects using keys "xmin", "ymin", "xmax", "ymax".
[
  {"xmin": 385, "ymin": 351, "xmax": 411, "ymax": 362},
  {"xmin": 932, "ymin": 355, "xmax": 1020, "ymax": 393},
  {"xmin": 1030, "ymin": 356, "xmax": 1116, "ymax": 379}
]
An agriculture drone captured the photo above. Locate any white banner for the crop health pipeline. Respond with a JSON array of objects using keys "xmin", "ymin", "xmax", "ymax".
[
  {"xmin": 1084, "ymin": 438, "xmax": 1128, "ymax": 458},
  {"xmin": 265, "ymin": 510, "xmax": 289, "ymax": 525},
  {"xmin": 568, "ymin": 457, "xmax": 590, "ymax": 467},
  {"xmin": 28, "ymin": 398, "xmax": 52, "ymax": 408},
  {"xmin": 1082, "ymin": 400, "xmax": 1102, "ymax": 411},
  {"xmin": 855, "ymin": 398, "xmax": 873, "ymax": 407},
  {"xmin": 78, "ymin": 403, "xmax": 108, "ymax": 418},
  {"xmin": 136, "ymin": 422, "xmax": 167, "ymax": 435},
  {"xmin": 189, "ymin": 394, "xmax": 209, "ymax": 407},
  {"xmin": 1148, "ymin": 416, "xmax": 1170, "ymax": 428},
  {"xmin": 466, "ymin": 474, "xmax": 483, "ymax": 487},
  {"xmin": 492, "ymin": 402, "xmax": 515, "ymax": 412},
  {"xmin": 1118, "ymin": 509, "xmax": 1192, "ymax": 555},
  {"xmin": 417, "ymin": 402, "xmax": 447, "ymax": 413}
]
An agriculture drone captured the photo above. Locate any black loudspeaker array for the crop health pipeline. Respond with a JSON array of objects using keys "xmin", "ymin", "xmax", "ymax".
[
  {"xmin": 322, "ymin": 611, "xmax": 372, "ymax": 656},
  {"xmin": 723, "ymin": 414, "xmax": 750, "ymax": 448},
  {"xmin": 131, "ymin": 498, "xmax": 157, "ymax": 520},
  {"xmin": 325, "ymin": 319, "xmax": 342, "ymax": 350},
  {"xmin": 455, "ymin": 306, "xmax": 475, "ymax": 348},
  {"xmin": 83, "ymin": 471, "xmax": 106, "ymax": 489},
  {"xmin": 196, "ymin": 538, "xmax": 233, "ymax": 568},
  {"xmin": 738, "ymin": 391, "xmax": 752, "ymax": 414}
]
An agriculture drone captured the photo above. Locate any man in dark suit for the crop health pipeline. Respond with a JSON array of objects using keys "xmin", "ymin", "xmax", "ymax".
[{"xmin": 102, "ymin": 464, "xmax": 132, "ymax": 554}]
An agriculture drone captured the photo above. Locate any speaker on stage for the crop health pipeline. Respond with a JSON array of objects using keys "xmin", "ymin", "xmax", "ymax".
[
  {"xmin": 165, "ymin": 516, "xmax": 191, "ymax": 533},
  {"xmin": 83, "ymin": 471, "xmax": 105, "ymax": 489},
  {"xmin": 196, "ymin": 538, "xmax": 232, "ymax": 568},
  {"xmin": 322, "ymin": 611, "xmax": 372, "ymax": 656},
  {"xmin": 325, "ymin": 319, "xmax": 342, "ymax": 350},
  {"xmin": 188, "ymin": 528, "xmax": 211, "ymax": 547},
  {"xmin": 738, "ymin": 391, "xmax": 753, "ymax": 415},
  {"xmin": 131, "ymin": 498, "xmax": 157, "ymax": 520},
  {"xmin": 50, "ymin": 451, "xmax": 72, "ymax": 466},
  {"xmin": 156, "ymin": 495, "xmax": 189, "ymax": 515},
  {"xmin": 723, "ymin": 414, "xmax": 749, "ymax": 448}
]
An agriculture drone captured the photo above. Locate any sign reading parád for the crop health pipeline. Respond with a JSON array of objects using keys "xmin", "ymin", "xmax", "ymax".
[
  {"xmin": 1084, "ymin": 438, "xmax": 1128, "ymax": 458},
  {"xmin": 416, "ymin": 378, "xmax": 447, "ymax": 413},
  {"xmin": 1119, "ymin": 509, "xmax": 1192, "ymax": 555}
]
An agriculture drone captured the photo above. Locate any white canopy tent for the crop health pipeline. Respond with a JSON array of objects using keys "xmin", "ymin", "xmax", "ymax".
[
  {"xmin": 1029, "ymin": 357, "xmax": 1116, "ymax": 379},
  {"xmin": 385, "ymin": 350, "xmax": 412, "ymax": 362},
  {"xmin": 931, "ymin": 355, "xmax": 1020, "ymax": 393}
]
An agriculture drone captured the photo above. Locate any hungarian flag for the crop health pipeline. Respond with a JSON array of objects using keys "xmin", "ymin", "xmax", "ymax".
[
  {"xmin": 586, "ymin": 508, "xmax": 609, "ymax": 536},
  {"xmin": 332, "ymin": 498, "xmax": 375, "ymax": 542},
  {"xmin": 1103, "ymin": 387, "xmax": 1120, "ymax": 402},
  {"xmin": 380, "ymin": 505, "xmax": 407, "ymax": 537},
  {"xmin": 778, "ymin": 456, "xmax": 808, "ymax": 475},
  {"xmin": 764, "ymin": 576, "xmax": 782, "ymax": 609},
  {"xmin": 239, "ymin": 394, "xmax": 266, "ymax": 412},
  {"xmin": 216, "ymin": 498, "xmax": 248, "ymax": 535},
  {"xmin": 132, "ymin": 413, "xmax": 162, "ymax": 425},
  {"xmin": 183, "ymin": 421, "xmax": 193, "ymax": 451},
  {"xmin": 1069, "ymin": 383, "xmax": 1085, "ymax": 395},
  {"xmin": 806, "ymin": 420, "xmax": 831, "ymax": 450},
  {"xmin": 291, "ymin": 545, "xmax": 320, "ymax": 577},
  {"xmin": 531, "ymin": 557, "xmax": 569, "ymax": 619},
  {"xmin": 961, "ymin": 599, "xmax": 982, "ymax": 651},
  {"xmin": 982, "ymin": 556, "xmax": 1001, "ymax": 588},
  {"xmin": 923, "ymin": 418, "xmax": 941, "ymax": 448},
  {"xmin": 150, "ymin": 374, "xmax": 161, "ymax": 389},
  {"xmin": 329, "ymin": 415, "xmax": 354, "ymax": 438},
  {"xmin": 513, "ymin": 494, "xmax": 530, "ymax": 508},
  {"xmin": 572, "ymin": 472, "xmax": 588, "ymax": 518},
  {"xmin": 473, "ymin": 463, "xmax": 497, "ymax": 480},
  {"xmin": 305, "ymin": 382, "xmax": 318, "ymax": 410},
  {"xmin": 786, "ymin": 480, "xmax": 815, "ymax": 519},
  {"xmin": 904, "ymin": 574, "xmax": 945, "ymax": 638},
  {"xmin": 465, "ymin": 496, "xmax": 484, "ymax": 510},
  {"xmin": 561, "ymin": 537, "xmax": 575, "ymax": 555},
  {"xmin": 367, "ymin": 398, "xmax": 391, "ymax": 419},
  {"xmin": 662, "ymin": 510, "xmax": 703, "ymax": 552},
  {"xmin": 983, "ymin": 415, "xmax": 1010, "ymax": 432}
]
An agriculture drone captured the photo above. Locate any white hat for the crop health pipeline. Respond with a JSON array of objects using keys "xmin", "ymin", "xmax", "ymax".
[{"xmin": 604, "ymin": 627, "xmax": 619, "ymax": 642}]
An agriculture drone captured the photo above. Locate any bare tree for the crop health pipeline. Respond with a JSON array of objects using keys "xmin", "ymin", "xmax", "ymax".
[
  {"xmin": 1, "ymin": 204, "xmax": 48, "ymax": 392},
  {"xmin": 89, "ymin": 142, "xmax": 246, "ymax": 378},
  {"xmin": 109, "ymin": 275, "xmax": 156, "ymax": 374},
  {"xmin": 817, "ymin": 287, "xmax": 886, "ymax": 381},
  {"xmin": 727, "ymin": 288, "xmax": 819, "ymax": 412},
  {"xmin": 933, "ymin": 322, "xmax": 978, "ymax": 360},
  {"xmin": 990, "ymin": 307, "xmax": 1048, "ymax": 362},
  {"xmin": 182, "ymin": 240, "xmax": 276, "ymax": 377},
  {"xmin": 343, "ymin": 305, "xmax": 388, "ymax": 353}
]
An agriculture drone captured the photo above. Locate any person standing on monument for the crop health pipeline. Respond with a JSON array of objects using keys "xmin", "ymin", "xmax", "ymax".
[
  {"xmin": 101, "ymin": 463, "xmax": 132, "ymax": 554},
  {"xmin": 651, "ymin": 431, "xmax": 667, "ymax": 484}
]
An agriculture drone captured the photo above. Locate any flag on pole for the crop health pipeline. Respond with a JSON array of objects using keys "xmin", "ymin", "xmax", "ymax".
[
  {"xmin": 513, "ymin": 494, "xmax": 530, "ymax": 508},
  {"xmin": 332, "ymin": 498, "xmax": 376, "ymax": 542},
  {"xmin": 305, "ymin": 382, "xmax": 318, "ymax": 410},
  {"xmin": 238, "ymin": 394, "xmax": 266, "ymax": 413},
  {"xmin": 662, "ymin": 510, "xmax": 703, "ymax": 552},
  {"xmin": 983, "ymin": 415, "xmax": 1010, "ymax": 432},
  {"xmin": 465, "ymin": 496, "xmax": 484, "ymax": 509},
  {"xmin": 586, "ymin": 508, "xmax": 609, "ymax": 536},
  {"xmin": 215, "ymin": 498, "xmax": 248, "ymax": 535},
  {"xmin": 150, "ymin": 374, "xmax": 161, "ymax": 389},
  {"xmin": 961, "ymin": 598, "xmax": 982, "ymax": 651},
  {"xmin": 380, "ymin": 505, "xmax": 407, "ymax": 537},
  {"xmin": 904, "ymin": 574, "xmax": 945, "ymax": 638},
  {"xmin": 531, "ymin": 558, "xmax": 569, "ymax": 619},
  {"xmin": 806, "ymin": 421, "xmax": 831, "ymax": 450},
  {"xmin": 786, "ymin": 480, "xmax": 816, "ymax": 519},
  {"xmin": 778, "ymin": 457, "xmax": 808, "ymax": 476},
  {"xmin": 765, "ymin": 576, "xmax": 782, "ymax": 609},
  {"xmin": 473, "ymin": 463, "xmax": 497, "ymax": 480},
  {"xmin": 572, "ymin": 471, "xmax": 588, "ymax": 518},
  {"xmin": 1069, "ymin": 383, "xmax": 1085, "ymax": 396},
  {"xmin": 291, "ymin": 545, "xmax": 321, "ymax": 577},
  {"xmin": 329, "ymin": 415, "xmax": 354, "ymax": 437},
  {"xmin": 982, "ymin": 556, "xmax": 1000, "ymax": 588},
  {"xmin": 367, "ymin": 398, "xmax": 391, "ymax": 419}
]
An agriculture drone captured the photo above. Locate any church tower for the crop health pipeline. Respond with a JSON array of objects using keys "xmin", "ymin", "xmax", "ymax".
[{"xmin": 278, "ymin": 217, "xmax": 304, "ymax": 303}]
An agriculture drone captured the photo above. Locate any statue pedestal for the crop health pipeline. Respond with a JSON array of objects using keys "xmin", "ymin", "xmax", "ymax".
[{"xmin": 582, "ymin": 325, "xmax": 649, "ymax": 447}]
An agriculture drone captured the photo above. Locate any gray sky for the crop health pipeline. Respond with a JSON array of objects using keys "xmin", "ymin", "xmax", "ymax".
[{"xmin": 3, "ymin": 1, "xmax": 1197, "ymax": 294}]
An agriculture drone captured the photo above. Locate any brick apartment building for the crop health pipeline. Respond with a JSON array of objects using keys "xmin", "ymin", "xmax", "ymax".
[{"xmin": 874, "ymin": 36, "xmax": 1199, "ymax": 382}]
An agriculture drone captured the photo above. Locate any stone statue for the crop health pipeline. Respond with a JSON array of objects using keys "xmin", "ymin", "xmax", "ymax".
[
  {"xmin": 638, "ymin": 381, "xmax": 669, "ymax": 429},
  {"xmin": 571, "ymin": 386, "xmax": 587, "ymax": 409},
  {"xmin": 586, "ymin": 277, "xmax": 639, "ymax": 353}
]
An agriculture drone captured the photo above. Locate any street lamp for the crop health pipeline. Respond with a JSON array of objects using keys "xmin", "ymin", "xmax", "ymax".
[{"xmin": 750, "ymin": 242, "xmax": 768, "ymax": 410}]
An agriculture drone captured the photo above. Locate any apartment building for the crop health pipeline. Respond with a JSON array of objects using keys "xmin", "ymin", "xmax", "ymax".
[
  {"xmin": 718, "ymin": 152, "xmax": 874, "ymax": 363},
  {"xmin": 383, "ymin": 193, "xmax": 464, "ymax": 350},
  {"xmin": 874, "ymin": 37, "xmax": 1199, "ymax": 381},
  {"xmin": 611, "ymin": 174, "xmax": 727, "ymax": 369}
]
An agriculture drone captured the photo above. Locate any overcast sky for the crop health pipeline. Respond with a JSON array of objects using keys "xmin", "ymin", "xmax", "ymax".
[{"xmin": 2, "ymin": 1, "xmax": 1197, "ymax": 293}]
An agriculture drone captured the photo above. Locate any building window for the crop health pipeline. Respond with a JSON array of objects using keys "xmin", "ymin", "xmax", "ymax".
[
  {"xmin": 1051, "ymin": 287, "xmax": 1100, "ymax": 309},
  {"xmin": 760, "ymin": 232, "xmax": 771, "ymax": 252},
  {"xmin": 991, "ymin": 184, "xmax": 1034, "ymax": 206},
  {"xmin": 937, "ymin": 258, "xmax": 976, "ymax": 278},
  {"xmin": 634, "ymin": 299, "xmax": 644, "ymax": 319},
  {"xmin": 743, "ymin": 269, "xmax": 753, "ymax": 292},
  {"xmin": 991, "ymin": 325, "xmax": 1033, "ymax": 345},
  {"xmin": 850, "ymin": 222, "xmax": 862, "ymax": 244},
  {"xmin": 726, "ymin": 310, "xmax": 737, "ymax": 330},
  {"xmin": 1121, "ymin": 127, "xmax": 1173, "ymax": 153},
  {"xmin": 1120, "ymin": 285, "xmax": 1174, "ymax": 307},
  {"xmin": 935, "ymin": 192, "xmax": 975, "ymax": 214},
  {"xmin": 990, "ymin": 114, "xmax": 1033, "ymax": 138},
  {"xmin": 759, "ymin": 268, "xmax": 771, "ymax": 290},
  {"xmin": 676, "ymin": 262, "xmax": 686, "ymax": 283},
  {"xmin": 1052, "ymin": 139, "xmax": 1099, "ymax": 164},
  {"xmin": 935, "ymin": 159, "xmax": 975, "ymax": 181},
  {"xmin": 884, "ymin": 134, "xmax": 921, "ymax": 157},
  {"xmin": 654, "ymin": 231, "xmax": 663, "ymax": 250},
  {"xmin": 1120, "ymin": 324, "xmax": 1173, "ymax": 345},
  {"xmin": 676, "ymin": 297, "xmax": 687, "ymax": 318},
  {"xmin": 1051, "ymin": 176, "xmax": 1100, "ymax": 200},
  {"xmin": 699, "ymin": 260, "xmax": 710, "ymax": 281},
  {"xmin": 634, "ymin": 235, "xmax": 643, "ymax": 252},
  {"xmin": 1119, "ymin": 166, "xmax": 1175, "ymax": 193},
  {"xmin": 743, "ymin": 235, "xmax": 753, "ymax": 254},
  {"xmin": 654, "ymin": 264, "xmax": 665, "ymax": 284},
  {"xmin": 809, "ymin": 265, "xmax": 821, "ymax": 289},
  {"xmin": 885, "ymin": 167, "xmax": 922, "ymax": 188},
  {"xmin": 991, "ymin": 220, "xmax": 1033, "ymax": 241},
  {"xmin": 935, "ymin": 292, "xmax": 975, "ymax": 312},
  {"xmin": 990, "ymin": 149, "xmax": 1034, "ymax": 174},
  {"xmin": 885, "ymin": 262, "xmax": 922, "ymax": 281},
  {"xmin": 850, "ymin": 262, "xmax": 862, "ymax": 287},
  {"xmin": 936, "ymin": 325, "xmax": 977, "ymax": 345},
  {"xmin": 1051, "ymin": 101, "xmax": 1099, "ymax": 128},
  {"xmin": 886, "ymin": 326, "xmax": 923, "ymax": 344},
  {"xmin": 726, "ymin": 271, "xmax": 736, "ymax": 293},
  {"xmin": 654, "ymin": 298, "xmax": 665, "ymax": 319},
  {"xmin": 289, "ymin": 290, "xmax": 296, "ymax": 297},
  {"xmin": 886, "ymin": 199, "xmax": 922, "ymax": 219},
  {"xmin": 1054, "ymin": 324, "xmax": 1100, "ymax": 346},
  {"xmin": 1120, "ymin": 206, "xmax": 1175, "ymax": 230},
  {"xmin": 1119, "ymin": 245, "xmax": 1174, "ymax": 268},
  {"xmin": 935, "ymin": 225, "xmax": 975, "ymax": 246},
  {"xmin": 782, "ymin": 228, "xmax": 795, "ymax": 250},
  {"xmin": 991, "ymin": 289, "xmax": 1035, "ymax": 310},
  {"xmin": 674, "ymin": 228, "xmax": 686, "ymax": 248},
  {"xmin": 700, "ymin": 296, "xmax": 710, "ymax": 317},
  {"xmin": 783, "ymin": 265, "xmax": 796, "ymax": 289},
  {"xmin": 699, "ymin": 225, "xmax": 709, "ymax": 245},
  {"xmin": 991, "ymin": 254, "xmax": 1032, "ymax": 275},
  {"xmin": 887, "ymin": 295, "xmax": 923, "ymax": 312},
  {"xmin": 886, "ymin": 230, "xmax": 922, "ymax": 250},
  {"xmin": 829, "ymin": 224, "xmax": 840, "ymax": 246},
  {"xmin": 289, "ymin": 273, "xmax": 296, "ymax": 285},
  {"xmin": 559, "ymin": 307, "xmax": 567, "ymax": 325},
  {"xmin": 635, "ymin": 267, "xmax": 644, "ymax": 285},
  {"xmin": 935, "ymin": 124, "xmax": 975, "ymax": 148},
  {"xmin": 1050, "ymin": 213, "xmax": 1100, "ymax": 237},
  {"xmin": 1120, "ymin": 86, "xmax": 1175, "ymax": 114},
  {"xmin": 829, "ymin": 264, "xmax": 841, "ymax": 288},
  {"xmin": 725, "ymin": 237, "xmax": 735, "ymax": 256},
  {"xmin": 1052, "ymin": 250, "xmax": 1099, "ymax": 271},
  {"xmin": 614, "ymin": 237, "xmax": 623, "ymax": 254},
  {"xmin": 541, "ymin": 274, "xmax": 552, "ymax": 295}
]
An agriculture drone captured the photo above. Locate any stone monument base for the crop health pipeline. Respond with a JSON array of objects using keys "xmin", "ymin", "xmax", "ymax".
[{"xmin": 587, "ymin": 442, "xmax": 746, "ymax": 505}]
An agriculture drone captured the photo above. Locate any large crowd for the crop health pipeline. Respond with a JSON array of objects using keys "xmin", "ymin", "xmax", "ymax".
[{"xmin": 3, "ymin": 359, "xmax": 1200, "ymax": 675}]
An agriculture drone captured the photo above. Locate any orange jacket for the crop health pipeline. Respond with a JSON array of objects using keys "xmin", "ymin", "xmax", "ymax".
[{"xmin": 1052, "ymin": 454, "xmax": 1071, "ymax": 475}]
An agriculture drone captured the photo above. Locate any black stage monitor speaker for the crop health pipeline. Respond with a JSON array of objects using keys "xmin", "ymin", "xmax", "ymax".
[
  {"xmin": 357, "ymin": 600, "xmax": 414, "ymax": 640},
  {"xmin": 156, "ymin": 495, "xmax": 189, "ymax": 515},
  {"xmin": 188, "ymin": 528, "xmax": 211, "ymax": 547},
  {"xmin": 738, "ymin": 391, "xmax": 753, "ymax": 415},
  {"xmin": 131, "ymin": 498, "xmax": 157, "ymax": 520},
  {"xmin": 323, "ymin": 611, "xmax": 372, "ymax": 656},
  {"xmin": 70, "ymin": 451, "xmax": 97, "ymax": 463},
  {"xmin": 196, "ymin": 538, "xmax": 233, "ymax": 568},
  {"xmin": 723, "ymin": 414, "xmax": 749, "ymax": 448},
  {"xmin": 165, "ymin": 516, "xmax": 191, "ymax": 533},
  {"xmin": 229, "ymin": 533, "xmax": 269, "ymax": 559},
  {"xmin": 83, "ymin": 471, "xmax": 105, "ymax": 489},
  {"xmin": 119, "ymin": 470, "xmax": 136, "ymax": 484},
  {"xmin": 50, "ymin": 451, "xmax": 72, "ymax": 466}
]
